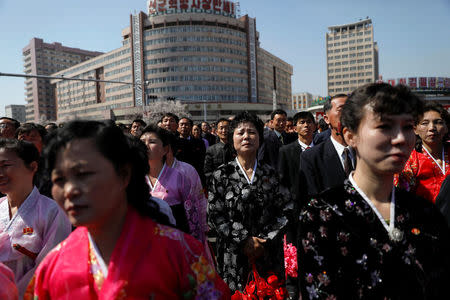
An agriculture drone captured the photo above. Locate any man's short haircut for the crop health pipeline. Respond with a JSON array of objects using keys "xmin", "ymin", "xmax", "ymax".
[
  {"xmin": 287, "ymin": 117, "xmax": 293, "ymax": 123},
  {"xmin": 318, "ymin": 118, "xmax": 329, "ymax": 132},
  {"xmin": 179, "ymin": 117, "xmax": 193, "ymax": 127},
  {"xmin": 16, "ymin": 123, "xmax": 47, "ymax": 140},
  {"xmin": 0, "ymin": 117, "xmax": 20, "ymax": 130},
  {"xmin": 160, "ymin": 112, "xmax": 179, "ymax": 124},
  {"xmin": 323, "ymin": 94, "xmax": 348, "ymax": 113},
  {"xmin": 270, "ymin": 109, "xmax": 287, "ymax": 120},
  {"xmin": 216, "ymin": 118, "xmax": 229, "ymax": 125},
  {"xmin": 293, "ymin": 111, "xmax": 315, "ymax": 125},
  {"xmin": 132, "ymin": 119, "xmax": 146, "ymax": 127},
  {"xmin": 341, "ymin": 83, "xmax": 424, "ymax": 133}
]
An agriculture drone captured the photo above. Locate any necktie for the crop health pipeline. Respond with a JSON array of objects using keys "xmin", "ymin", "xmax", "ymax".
[
  {"xmin": 279, "ymin": 134, "xmax": 284, "ymax": 145},
  {"xmin": 343, "ymin": 148, "xmax": 354, "ymax": 177}
]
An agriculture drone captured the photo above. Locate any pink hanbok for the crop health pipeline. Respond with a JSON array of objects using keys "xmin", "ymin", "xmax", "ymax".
[
  {"xmin": 0, "ymin": 263, "xmax": 18, "ymax": 300},
  {"xmin": 171, "ymin": 158, "xmax": 207, "ymax": 243},
  {"xmin": 0, "ymin": 187, "xmax": 71, "ymax": 297}
]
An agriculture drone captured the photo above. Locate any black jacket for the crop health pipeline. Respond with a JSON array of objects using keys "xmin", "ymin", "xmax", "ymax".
[{"xmin": 204, "ymin": 142, "xmax": 234, "ymax": 182}]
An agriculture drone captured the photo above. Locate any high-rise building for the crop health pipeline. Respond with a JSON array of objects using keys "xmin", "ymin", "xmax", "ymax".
[
  {"xmin": 326, "ymin": 18, "xmax": 379, "ymax": 95},
  {"xmin": 22, "ymin": 38, "xmax": 103, "ymax": 122},
  {"xmin": 292, "ymin": 92, "xmax": 313, "ymax": 111},
  {"xmin": 5, "ymin": 104, "xmax": 26, "ymax": 123},
  {"xmin": 52, "ymin": 0, "xmax": 293, "ymax": 122}
]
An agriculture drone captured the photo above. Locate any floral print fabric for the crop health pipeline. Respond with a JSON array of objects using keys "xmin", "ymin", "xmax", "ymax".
[
  {"xmin": 298, "ymin": 180, "xmax": 450, "ymax": 299},
  {"xmin": 208, "ymin": 160, "xmax": 295, "ymax": 292}
]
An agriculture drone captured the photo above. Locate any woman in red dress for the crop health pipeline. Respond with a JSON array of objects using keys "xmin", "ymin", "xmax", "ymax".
[{"xmin": 397, "ymin": 102, "xmax": 449, "ymax": 202}]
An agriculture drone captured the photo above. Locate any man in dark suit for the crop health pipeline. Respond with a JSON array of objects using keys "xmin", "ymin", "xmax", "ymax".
[
  {"xmin": 260, "ymin": 109, "xmax": 296, "ymax": 169},
  {"xmin": 299, "ymin": 94, "xmax": 354, "ymax": 197},
  {"xmin": 436, "ymin": 175, "xmax": 450, "ymax": 228},
  {"xmin": 204, "ymin": 118, "xmax": 234, "ymax": 182},
  {"xmin": 201, "ymin": 121, "xmax": 216, "ymax": 147},
  {"xmin": 278, "ymin": 111, "xmax": 315, "ymax": 198}
]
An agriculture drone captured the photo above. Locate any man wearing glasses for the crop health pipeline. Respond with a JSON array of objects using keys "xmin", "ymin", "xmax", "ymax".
[{"xmin": 0, "ymin": 117, "xmax": 20, "ymax": 139}]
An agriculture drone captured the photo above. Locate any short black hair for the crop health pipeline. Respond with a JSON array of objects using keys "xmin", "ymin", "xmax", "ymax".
[
  {"xmin": 228, "ymin": 111, "xmax": 264, "ymax": 150},
  {"xmin": 179, "ymin": 117, "xmax": 193, "ymax": 127},
  {"xmin": 0, "ymin": 138, "xmax": 39, "ymax": 168},
  {"xmin": 341, "ymin": 83, "xmax": 424, "ymax": 133},
  {"xmin": 132, "ymin": 119, "xmax": 146, "ymax": 127},
  {"xmin": 318, "ymin": 118, "xmax": 329, "ymax": 132},
  {"xmin": 293, "ymin": 111, "xmax": 315, "ymax": 125},
  {"xmin": 0, "ymin": 117, "xmax": 20, "ymax": 130},
  {"xmin": 270, "ymin": 109, "xmax": 287, "ymax": 120},
  {"xmin": 16, "ymin": 123, "xmax": 47, "ymax": 140},
  {"xmin": 160, "ymin": 112, "xmax": 179, "ymax": 124},
  {"xmin": 216, "ymin": 118, "xmax": 230, "ymax": 125},
  {"xmin": 141, "ymin": 124, "xmax": 171, "ymax": 146},
  {"xmin": 323, "ymin": 94, "xmax": 347, "ymax": 113},
  {"xmin": 420, "ymin": 101, "xmax": 449, "ymax": 125}
]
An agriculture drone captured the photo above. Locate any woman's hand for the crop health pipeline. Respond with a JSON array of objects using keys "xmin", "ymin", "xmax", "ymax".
[{"xmin": 243, "ymin": 237, "xmax": 266, "ymax": 263}]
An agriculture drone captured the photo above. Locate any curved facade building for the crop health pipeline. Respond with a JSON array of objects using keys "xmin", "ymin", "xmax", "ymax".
[{"xmin": 54, "ymin": 1, "xmax": 292, "ymax": 121}]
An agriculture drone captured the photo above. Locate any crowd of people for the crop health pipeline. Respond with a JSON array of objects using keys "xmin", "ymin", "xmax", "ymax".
[{"xmin": 0, "ymin": 82, "xmax": 449, "ymax": 299}]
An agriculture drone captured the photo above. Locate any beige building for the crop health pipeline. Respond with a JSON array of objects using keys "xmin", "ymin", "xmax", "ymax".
[
  {"xmin": 52, "ymin": 1, "xmax": 292, "ymax": 122},
  {"xmin": 326, "ymin": 19, "xmax": 379, "ymax": 95},
  {"xmin": 5, "ymin": 104, "xmax": 26, "ymax": 123},
  {"xmin": 23, "ymin": 38, "xmax": 102, "ymax": 122},
  {"xmin": 292, "ymin": 92, "xmax": 313, "ymax": 111}
]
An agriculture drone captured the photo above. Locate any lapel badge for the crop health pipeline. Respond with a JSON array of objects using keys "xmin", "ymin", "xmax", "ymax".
[
  {"xmin": 411, "ymin": 228, "xmax": 421, "ymax": 235},
  {"xmin": 23, "ymin": 227, "xmax": 34, "ymax": 235}
]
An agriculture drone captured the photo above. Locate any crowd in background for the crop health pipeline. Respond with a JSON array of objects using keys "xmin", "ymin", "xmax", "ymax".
[{"xmin": 0, "ymin": 82, "xmax": 449, "ymax": 299}]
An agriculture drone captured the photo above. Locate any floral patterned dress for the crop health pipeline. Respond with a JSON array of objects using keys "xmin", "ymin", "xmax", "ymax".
[
  {"xmin": 298, "ymin": 180, "xmax": 450, "ymax": 299},
  {"xmin": 208, "ymin": 159, "xmax": 295, "ymax": 292}
]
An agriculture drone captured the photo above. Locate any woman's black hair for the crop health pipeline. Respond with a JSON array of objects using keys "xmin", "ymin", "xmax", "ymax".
[
  {"xmin": 43, "ymin": 120, "xmax": 169, "ymax": 225},
  {"xmin": 0, "ymin": 138, "xmax": 39, "ymax": 169},
  {"xmin": 414, "ymin": 102, "xmax": 450, "ymax": 152},
  {"xmin": 15, "ymin": 123, "xmax": 47, "ymax": 141},
  {"xmin": 140, "ymin": 124, "xmax": 171, "ymax": 147},
  {"xmin": 341, "ymin": 83, "xmax": 424, "ymax": 133},
  {"xmin": 228, "ymin": 111, "xmax": 264, "ymax": 150}
]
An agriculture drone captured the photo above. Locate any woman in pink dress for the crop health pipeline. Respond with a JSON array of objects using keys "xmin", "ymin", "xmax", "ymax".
[{"xmin": 26, "ymin": 120, "xmax": 229, "ymax": 299}]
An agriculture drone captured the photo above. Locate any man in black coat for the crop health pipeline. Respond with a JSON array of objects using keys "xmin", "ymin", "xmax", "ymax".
[
  {"xmin": 299, "ymin": 94, "xmax": 353, "ymax": 197},
  {"xmin": 201, "ymin": 121, "xmax": 217, "ymax": 147},
  {"xmin": 204, "ymin": 118, "xmax": 234, "ymax": 182},
  {"xmin": 436, "ymin": 175, "xmax": 450, "ymax": 228},
  {"xmin": 260, "ymin": 109, "xmax": 296, "ymax": 169},
  {"xmin": 278, "ymin": 111, "xmax": 315, "ymax": 199}
]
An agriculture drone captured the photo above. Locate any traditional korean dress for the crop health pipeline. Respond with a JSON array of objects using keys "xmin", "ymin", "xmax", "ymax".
[
  {"xmin": 0, "ymin": 187, "xmax": 71, "ymax": 297},
  {"xmin": 396, "ymin": 145, "xmax": 450, "ymax": 203},
  {"xmin": 297, "ymin": 178, "xmax": 450, "ymax": 299},
  {"xmin": 171, "ymin": 158, "xmax": 208, "ymax": 243},
  {"xmin": 25, "ymin": 207, "xmax": 230, "ymax": 300},
  {"xmin": 147, "ymin": 163, "xmax": 191, "ymax": 234},
  {"xmin": 208, "ymin": 159, "xmax": 295, "ymax": 292}
]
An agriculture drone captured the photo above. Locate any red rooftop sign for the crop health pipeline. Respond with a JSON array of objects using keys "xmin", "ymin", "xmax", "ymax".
[{"xmin": 148, "ymin": 0, "xmax": 236, "ymax": 17}]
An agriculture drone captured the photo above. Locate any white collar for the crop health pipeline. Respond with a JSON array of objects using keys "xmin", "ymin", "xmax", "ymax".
[
  {"xmin": 146, "ymin": 163, "xmax": 166, "ymax": 192},
  {"xmin": 298, "ymin": 139, "xmax": 314, "ymax": 151},
  {"xmin": 235, "ymin": 157, "xmax": 257, "ymax": 185},
  {"xmin": 349, "ymin": 173, "xmax": 400, "ymax": 241},
  {"xmin": 273, "ymin": 130, "xmax": 282, "ymax": 138},
  {"xmin": 330, "ymin": 135, "xmax": 347, "ymax": 157},
  {"xmin": 422, "ymin": 145, "xmax": 446, "ymax": 175}
]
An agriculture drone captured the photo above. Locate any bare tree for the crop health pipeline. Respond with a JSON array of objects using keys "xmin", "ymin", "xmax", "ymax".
[{"xmin": 141, "ymin": 100, "xmax": 191, "ymax": 124}]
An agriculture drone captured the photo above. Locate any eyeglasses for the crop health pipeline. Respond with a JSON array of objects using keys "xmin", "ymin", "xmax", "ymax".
[{"xmin": 0, "ymin": 123, "xmax": 11, "ymax": 129}]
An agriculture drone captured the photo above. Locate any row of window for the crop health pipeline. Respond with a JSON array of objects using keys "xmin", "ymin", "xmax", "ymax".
[
  {"xmin": 328, "ymin": 30, "xmax": 371, "ymax": 40},
  {"xmin": 147, "ymin": 85, "xmax": 248, "ymax": 93},
  {"xmin": 329, "ymin": 51, "xmax": 373, "ymax": 60},
  {"xmin": 105, "ymin": 66, "xmax": 132, "ymax": 77},
  {"xmin": 57, "ymin": 86, "xmax": 95, "ymax": 98},
  {"xmin": 58, "ymin": 93, "xmax": 97, "ymax": 106},
  {"xmin": 104, "ymin": 57, "xmax": 131, "ymax": 69},
  {"xmin": 329, "ymin": 72, "xmax": 373, "ymax": 79},
  {"xmin": 60, "ymin": 48, "xmax": 131, "ymax": 77},
  {"xmin": 105, "ymin": 75, "xmax": 133, "ymax": 86},
  {"xmin": 147, "ymin": 75, "xmax": 246, "ymax": 84},
  {"xmin": 172, "ymin": 95, "xmax": 248, "ymax": 102},
  {"xmin": 146, "ymin": 65, "xmax": 247, "ymax": 75},
  {"xmin": 328, "ymin": 58, "xmax": 372, "ymax": 66},
  {"xmin": 329, "ymin": 79, "xmax": 372, "ymax": 86},
  {"xmin": 144, "ymin": 35, "xmax": 245, "ymax": 47},
  {"xmin": 330, "ymin": 44, "xmax": 373, "ymax": 53},
  {"xmin": 144, "ymin": 46, "xmax": 246, "ymax": 57},
  {"xmin": 329, "ymin": 37, "xmax": 372, "ymax": 47},
  {"xmin": 105, "ymin": 84, "xmax": 132, "ymax": 94},
  {"xmin": 329, "ymin": 65, "xmax": 373, "ymax": 73},
  {"xmin": 105, "ymin": 92, "xmax": 133, "ymax": 102},
  {"xmin": 144, "ymin": 26, "xmax": 246, "ymax": 39},
  {"xmin": 145, "ymin": 55, "xmax": 246, "ymax": 66},
  {"xmin": 58, "ymin": 101, "xmax": 134, "ymax": 117}
]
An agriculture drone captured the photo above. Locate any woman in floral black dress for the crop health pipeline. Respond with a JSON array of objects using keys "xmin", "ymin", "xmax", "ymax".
[
  {"xmin": 297, "ymin": 83, "xmax": 450, "ymax": 299},
  {"xmin": 208, "ymin": 112, "xmax": 295, "ymax": 292}
]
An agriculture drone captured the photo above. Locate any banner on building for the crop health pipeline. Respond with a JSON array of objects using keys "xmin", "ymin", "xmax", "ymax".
[
  {"xmin": 387, "ymin": 79, "xmax": 396, "ymax": 86},
  {"xmin": 408, "ymin": 77, "xmax": 417, "ymax": 88},
  {"xmin": 437, "ymin": 77, "xmax": 445, "ymax": 88},
  {"xmin": 398, "ymin": 78, "xmax": 407, "ymax": 86},
  {"xmin": 445, "ymin": 78, "xmax": 450, "ymax": 88},
  {"xmin": 148, "ymin": 0, "xmax": 236, "ymax": 17},
  {"xmin": 419, "ymin": 77, "xmax": 427, "ymax": 88},
  {"xmin": 428, "ymin": 77, "xmax": 436, "ymax": 88}
]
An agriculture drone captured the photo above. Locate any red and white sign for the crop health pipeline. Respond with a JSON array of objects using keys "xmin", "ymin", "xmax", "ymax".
[
  {"xmin": 398, "ymin": 78, "xmax": 407, "ymax": 86},
  {"xmin": 428, "ymin": 77, "xmax": 436, "ymax": 88},
  {"xmin": 148, "ymin": 0, "xmax": 236, "ymax": 16},
  {"xmin": 408, "ymin": 77, "xmax": 417, "ymax": 88},
  {"xmin": 445, "ymin": 78, "xmax": 450, "ymax": 88},
  {"xmin": 387, "ymin": 79, "xmax": 396, "ymax": 86},
  {"xmin": 419, "ymin": 77, "xmax": 427, "ymax": 88}
]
